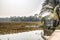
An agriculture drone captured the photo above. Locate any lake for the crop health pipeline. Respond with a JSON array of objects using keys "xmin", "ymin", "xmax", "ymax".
[{"xmin": 0, "ymin": 30, "xmax": 44, "ymax": 40}]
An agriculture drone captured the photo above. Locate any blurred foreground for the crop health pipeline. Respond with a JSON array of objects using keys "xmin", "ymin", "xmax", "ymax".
[{"xmin": 0, "ymin": 30, "xmax": 44, "ymax": 40}]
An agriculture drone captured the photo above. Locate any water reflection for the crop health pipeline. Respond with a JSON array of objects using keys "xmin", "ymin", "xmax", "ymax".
[{"xmin": 0, "ymin": 30, "xmax": 44, "ymax": 40}]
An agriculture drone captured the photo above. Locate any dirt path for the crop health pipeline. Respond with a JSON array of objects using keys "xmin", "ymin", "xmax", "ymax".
[{"xmin": 48, "ymin": 30, "xmax": 60, "ymax": 40}]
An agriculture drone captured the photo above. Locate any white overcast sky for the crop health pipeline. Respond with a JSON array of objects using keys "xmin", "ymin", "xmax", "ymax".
[{"xmin": 0, "ymin": 0, "xmax": 44, "ymax": 17}]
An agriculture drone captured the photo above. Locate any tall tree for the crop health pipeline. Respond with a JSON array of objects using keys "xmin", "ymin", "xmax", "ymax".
[{"xmin": 40, "ymin": 0, "xmax": 60, "ymax": 24}]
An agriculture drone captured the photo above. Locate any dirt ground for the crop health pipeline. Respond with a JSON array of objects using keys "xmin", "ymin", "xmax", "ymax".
[{"xmin": 48, "ymin": 30, "xmax": 60, "ymax": 40}]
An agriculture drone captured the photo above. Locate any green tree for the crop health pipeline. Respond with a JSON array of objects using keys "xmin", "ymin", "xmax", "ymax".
[{"xmin": 40, "ymin": 0, "xmax": 60, "ymax": 24}]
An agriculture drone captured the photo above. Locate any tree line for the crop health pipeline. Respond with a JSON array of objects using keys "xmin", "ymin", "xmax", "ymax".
[{"xmin": 0, "ymin": 14, "xmax": 41, "ymax": 22}]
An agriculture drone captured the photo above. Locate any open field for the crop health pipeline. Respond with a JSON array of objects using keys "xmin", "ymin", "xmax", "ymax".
[{"xmin": 0, "ymin": 22, "xmax": 44, "ymax": 34}]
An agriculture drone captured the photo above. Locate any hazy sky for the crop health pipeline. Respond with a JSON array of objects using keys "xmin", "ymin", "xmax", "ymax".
[{"xmin": 0, "ymin": 0, "xmax": 44, "ymax": 17}]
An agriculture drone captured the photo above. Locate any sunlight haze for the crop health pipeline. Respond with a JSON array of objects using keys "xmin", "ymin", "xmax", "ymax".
[{"xmin": 0, "ymin": 0, "xmax": 44, "ymax": 17}]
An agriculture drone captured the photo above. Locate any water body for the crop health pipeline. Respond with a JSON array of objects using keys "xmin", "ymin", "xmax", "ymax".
[{"xmin": 0, "ymin": 30, "xmax": 44, "ymax": 40}]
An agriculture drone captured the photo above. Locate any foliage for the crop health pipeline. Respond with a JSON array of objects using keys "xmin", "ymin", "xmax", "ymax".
[
  {"xmin": 40, "ymin": 0, "xmax": 60, "ymax": 24},
  {"xmin": 0, "ymin": 14, "xmax": 40, "ymax": 22}
]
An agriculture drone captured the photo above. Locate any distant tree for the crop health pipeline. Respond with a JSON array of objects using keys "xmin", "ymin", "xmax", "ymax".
[{"xmin": 34, "ymin": 14, "xmax": 38, "ymax": 18}]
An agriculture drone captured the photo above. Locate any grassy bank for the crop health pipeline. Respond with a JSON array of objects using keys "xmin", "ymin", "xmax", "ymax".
[{"xmin": 0, "ymin": 22, "xmax": 43, "ymax": 34}]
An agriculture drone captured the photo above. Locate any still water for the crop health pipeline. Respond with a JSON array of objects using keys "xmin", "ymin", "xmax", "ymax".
[{"xmin": 0, "ymin": 30, "xmax": 44, "ymax": 40}]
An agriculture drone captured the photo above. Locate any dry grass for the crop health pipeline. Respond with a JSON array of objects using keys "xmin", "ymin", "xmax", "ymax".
[{"xmin": 0, "ymin": 21, "xmax": 43, "ymax": 34}]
